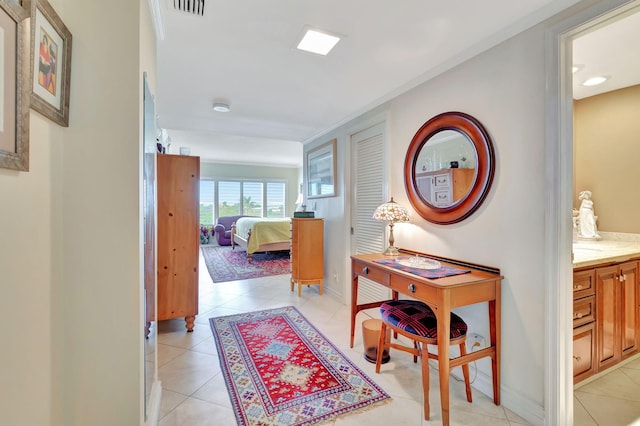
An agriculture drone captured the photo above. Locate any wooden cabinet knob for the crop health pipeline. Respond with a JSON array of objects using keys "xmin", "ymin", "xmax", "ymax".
[
  {"xmin": 574, "ymin": 284, "xmax": 583, "ymax": 290},
  {"xmin": 574, "ymin": 313, "xmax": 583, "ymax": 319}
]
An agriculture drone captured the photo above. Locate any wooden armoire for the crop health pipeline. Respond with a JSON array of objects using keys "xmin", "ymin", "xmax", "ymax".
[{"xmin": 157, "ymin": 154, "xmax": 199, "ymax": 331}]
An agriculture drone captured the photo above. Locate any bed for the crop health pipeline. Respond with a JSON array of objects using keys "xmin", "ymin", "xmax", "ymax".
[{"xmin": 231, "ymin": 217, "xmax": 291, "ymax": 262}]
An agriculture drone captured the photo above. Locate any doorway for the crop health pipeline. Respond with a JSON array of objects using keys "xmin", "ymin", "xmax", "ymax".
[
  {"xmin": 548, "ymin": 1, "xmax": 640, "ymax": 424},
  {"xmin": 571, "ymin": 4, "xmax": 640, "ymax": 424}
]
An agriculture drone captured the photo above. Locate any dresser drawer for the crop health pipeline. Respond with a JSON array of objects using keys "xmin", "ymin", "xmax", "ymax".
[
  {"xmin": 573, "ymin": 295, "xmax": 595, "ymax": 328},
  {"xmin": 433, "ymin": 190, "xmax": 452, "ymax": 205},
  {"xmin": 390, "ymin": 274, "xmax": 437, "ymax": 303},
  {"xmin": 433, "ymin": 173, "xmax": 451, "ymax": 188},
  {"xmin": 573, "ymin": 269, "xmax": 595, "ymax": 299},
  {"xmin": 352, "ymin": 261, "xmax": 389, "ymax": 285}
]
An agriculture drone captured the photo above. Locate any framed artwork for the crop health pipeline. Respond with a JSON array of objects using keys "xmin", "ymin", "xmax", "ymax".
[
  {"xmin": 25, "ymin": 0, "xmax": 72, "ymax": 127},
  {"xmin": 0, "ymin": 0, "xmax": 30, "ymax": 171},
  {"xmin": 307, "ymin": 139, "xmax": 337, "ymax": 199}
]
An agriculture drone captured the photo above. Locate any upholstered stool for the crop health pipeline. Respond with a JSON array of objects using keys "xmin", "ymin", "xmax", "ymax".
[{"xmin": 375, "ymin": 299, "xmax": 473, "ymax": 420}]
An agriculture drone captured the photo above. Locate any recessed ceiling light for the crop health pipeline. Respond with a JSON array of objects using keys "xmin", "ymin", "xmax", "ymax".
[
  {"xmin": 582, "ymin": 76, "xmax": 609, "ymax": 87},
  {"xmin": 296, "ymin": 28, "xmax": 341, "ymax": 55},
  {"xmin": 213, "ymin": 102, "xmax": 230, "ymax": 112}
]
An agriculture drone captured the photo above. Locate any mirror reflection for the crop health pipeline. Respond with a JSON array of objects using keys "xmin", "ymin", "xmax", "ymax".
[{"xmin": 414, "ymin": 130, "xmax": 478, "ymax": 207}]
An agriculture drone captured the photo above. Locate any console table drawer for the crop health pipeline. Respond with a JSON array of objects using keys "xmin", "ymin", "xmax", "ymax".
[
  {"xmin": 352, "ymin": 261, "xmax": 389, "ymax": 285},
  {"xmin": 573, "ymin": 296, "xmax": 595, "ymax": 328},
  {"xmin": 390, "ymin": 274, "xmax": 437, "ymax": 303}
]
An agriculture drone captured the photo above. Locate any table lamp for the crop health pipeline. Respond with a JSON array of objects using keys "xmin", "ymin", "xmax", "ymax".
[{"xmin": 373, "ymin": 197, "xmax": 410, "ymax": 256}]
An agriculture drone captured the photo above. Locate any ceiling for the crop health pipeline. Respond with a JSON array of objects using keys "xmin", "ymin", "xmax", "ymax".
[
  {"xmin": 153, "ymin": 0, "xmax": 638, "ymax": 167},
  {"xmin": 572, "ymin": 8, "xmax": 640, "ymax": 100}
]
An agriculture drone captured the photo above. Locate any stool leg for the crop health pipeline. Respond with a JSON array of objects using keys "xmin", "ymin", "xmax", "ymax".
[
  {"xmin": 413, "ymin": 340, "xmax": 419, "ymax": 363},
  {"xmin": 420, "ymin": 342, "xmax": 431, "ymax": 420},
  {"xmin": 460, "ymin": 342, "xmax": 473, "ymax": 403},
  {"xmin": 375, "ymin": 322, "xmax": 387, "ymax": 373}
]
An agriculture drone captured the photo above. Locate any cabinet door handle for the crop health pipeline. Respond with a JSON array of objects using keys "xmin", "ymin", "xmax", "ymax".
[
  {"xmin": 573, "ymin": 313, "xmax": 584, "ymax": 319},
  {"xmin": 408, "ymin": 283, "xmax": 416, "ymax": 293},
  {"xmin": 362, "ymin": 266, "xmax": 369, "ymax": 275},
  {"xmin": 620, "ymin": 274, "xmax": 626, "ymax": 282},
  {"xmin": 574, "ymin": 284, "xmax": 583, "ymax": 290},
  {"xmin": 573, "ymin": 355, "xmax": 581, "ymax": 362}
]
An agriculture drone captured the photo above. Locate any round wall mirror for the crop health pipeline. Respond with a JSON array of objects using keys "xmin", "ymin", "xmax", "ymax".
[{"xmin": 404, "ymin": 112, "xmax": 495, "ymax": 224}]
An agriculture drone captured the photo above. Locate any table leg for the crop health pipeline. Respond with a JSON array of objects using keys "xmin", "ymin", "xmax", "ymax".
[
  {"xmin": 350, "ymin": 274, "xmax": 359, "ymax": 348},
  {"xmin": 438, "ymin": 306, "xmax": 451, "ymax": 426},
  {"xmin": 489, "ymin": 297, "xmax": 501, "ymax": 405}
]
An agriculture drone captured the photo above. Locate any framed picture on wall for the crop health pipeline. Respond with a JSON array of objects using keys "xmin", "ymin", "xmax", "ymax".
[
  {"xmin": 0, "ymin": 0, "xmax": 30, "ymax": 171},
  {"xmin": 25, "ymin": 0, "xmax": 72, "ymax": 127},
  {"xmin": 307, "ymin": 139, "xmax": 337, "ymax": 199}
]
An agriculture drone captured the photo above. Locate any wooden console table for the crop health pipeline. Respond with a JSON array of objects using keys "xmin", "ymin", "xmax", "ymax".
[{"xmin": 350, "ymin": 249, "xmax": 502, "ymax": 426}]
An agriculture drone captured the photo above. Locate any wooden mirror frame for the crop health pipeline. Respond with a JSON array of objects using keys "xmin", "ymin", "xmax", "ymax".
[{"xmin": 404, "ymin": 111, "xmax": 495, "ymax": 224}]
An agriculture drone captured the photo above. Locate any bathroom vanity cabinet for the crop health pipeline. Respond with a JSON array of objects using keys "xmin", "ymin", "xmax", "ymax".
[
  {"xmin": 573, "ymin": 260, "xmax": 639, "ymax": 383},
  {"xmin": 595, "ymin": 262, "xmax": 638, "ymax": 371}
]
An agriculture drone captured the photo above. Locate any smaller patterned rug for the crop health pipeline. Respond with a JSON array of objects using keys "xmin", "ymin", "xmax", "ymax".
[
  {"xmin": 201, "ymin": 245, "xmax": 290, "ymax": 283},
  {"xmin": 210, "ymin": 306, "xmax": 390, "ymax": 425}
]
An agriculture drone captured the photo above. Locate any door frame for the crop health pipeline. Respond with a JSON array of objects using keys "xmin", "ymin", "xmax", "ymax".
[{"xmin": 545, "ymin": 1, "xmax": 639, "ymax": 424}]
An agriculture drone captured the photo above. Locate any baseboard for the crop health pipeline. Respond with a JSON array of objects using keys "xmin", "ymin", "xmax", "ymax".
[
  {"xmin": 449, "ymin": 365, "xmax": 544, "ymax": 425},
  {"xmin": 144, "ymin": 380, "xmax": 162, "ymax": 426}
]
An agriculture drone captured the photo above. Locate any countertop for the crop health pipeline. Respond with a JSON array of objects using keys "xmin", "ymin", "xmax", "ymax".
[{"xmin": 573, "ymin": 232, "xmax": 640, "ymax": 269}]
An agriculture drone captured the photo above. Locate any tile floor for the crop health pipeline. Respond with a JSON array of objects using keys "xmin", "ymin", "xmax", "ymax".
[
  {"xmin": 574, "ymin": 356, "xmax": 640, "ymax": 425},
  {"xmin": 151, "ymin": 250, "xmax": 640, "ymax": 425}
]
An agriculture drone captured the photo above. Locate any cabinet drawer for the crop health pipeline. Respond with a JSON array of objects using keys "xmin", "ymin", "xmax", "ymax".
[
  {"xmin": 433, "ymin": 190, "xmax": 452, "ymax": 205},
  {"xmin": 573, "ymin": 296, "xmax": 595, "ymax": 327},
  {"xmin": 390, "ymin": 274, "xmax": 437, "ymax": 303},
  {"xmin": 573, "ymin": 269, "xmax": 595, "ymax": 299},
  {"xmin": 353, "ymin": 261, "xmax": 389, "ymax": 285},
  {"xmin": 573, "ymin": 322, "xmax": 597, "ymax": 383},
  {"xmin": 433, "ymin": 173, "xmax": 451, "ymax": 188}
]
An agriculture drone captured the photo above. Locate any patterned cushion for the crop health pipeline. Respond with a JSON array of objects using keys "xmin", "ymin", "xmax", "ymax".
[{"xmin": 380, "ymin": 300, "xmax": 468, "ymax": 339}]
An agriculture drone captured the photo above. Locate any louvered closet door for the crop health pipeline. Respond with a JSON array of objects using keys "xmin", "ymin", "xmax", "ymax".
[{"xmin": 351, "ymin": 122, "xmax": 391, "ymax": 304}]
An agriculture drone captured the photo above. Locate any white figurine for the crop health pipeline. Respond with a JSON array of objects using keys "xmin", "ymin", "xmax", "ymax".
[{"xmin": 577, "ymin": 190, "xmax": 600, "ymax": 240}]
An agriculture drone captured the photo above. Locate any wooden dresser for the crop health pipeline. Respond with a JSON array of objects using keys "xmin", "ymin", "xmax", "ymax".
[
  {"xmin": 157, "ymin": 154, "xmax": 200, "ymax": 331},
  {"xmin": 290, "ymin": 218, "xmax": 324, "ymax": 296},
  {"xmin": 415, "ymin": 168, "xmax": 475, "ymax": 207}
]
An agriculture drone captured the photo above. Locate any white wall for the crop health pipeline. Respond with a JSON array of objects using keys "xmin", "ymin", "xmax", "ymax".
[
  {"xmin": 0, "ymin": 110, "xmax": 60, "ymax": 425},
  {"xmin": 52, "ymin": 0, "xmax": 145, "ymax": 424},
  {"xmin": 0, "ymin": 0, "xmax": 150, "ymax": 424},
  {"xmin": 308, "ymin": 18, "xmax": 550, "ymax": 424}
]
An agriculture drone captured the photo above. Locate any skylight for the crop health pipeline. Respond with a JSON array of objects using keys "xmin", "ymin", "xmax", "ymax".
[{"xmin": 296, "ymin": 29, "xmax": 341, "ymax": 56}]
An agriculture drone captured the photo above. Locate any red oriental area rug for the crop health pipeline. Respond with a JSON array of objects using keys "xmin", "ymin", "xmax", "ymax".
[
  {"xmin": 209, "ymin": 306, "xmax": 390, "ymax": 425},
  {"xmin": 201, "ymin": 245, "xmax": 290, "ymax": 283}
]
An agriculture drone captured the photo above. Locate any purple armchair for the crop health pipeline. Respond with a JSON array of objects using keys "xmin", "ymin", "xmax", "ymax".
[{"xmin": 214, "ymin": 215, "xmax": 254, "ymax": 246}]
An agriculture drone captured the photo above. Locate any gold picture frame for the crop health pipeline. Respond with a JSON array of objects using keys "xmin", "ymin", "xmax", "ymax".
[
  {"xmin": 24, "ymin": 0, "xmax": 72, "ymax": 127},
  {"xmin": 0, "ymin": 0, "xmax": 30, "ymax": 171},
  {"xmin": 307, "ymin": 139, "xmax": 337, "ymax": 199}
]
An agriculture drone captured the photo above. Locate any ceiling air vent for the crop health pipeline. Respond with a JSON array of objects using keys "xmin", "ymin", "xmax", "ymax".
[{"xmin": 174, "ymin": 0, "xmax": 205, "ymax": 16}]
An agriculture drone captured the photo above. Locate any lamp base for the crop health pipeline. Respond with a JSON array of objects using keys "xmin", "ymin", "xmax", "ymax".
[{"xmin": 383, "ymin": 246, "xmax": 400, "ymax": 256}]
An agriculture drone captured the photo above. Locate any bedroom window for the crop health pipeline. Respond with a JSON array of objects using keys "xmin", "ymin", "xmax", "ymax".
[
  {"xmin": 218, "ymin": 181, "xmax": 242, "ymax": 216},
  {"xmin": 243, "ymin": 182, "xmax": 263, "ymax": 216},
  {"xmin": 206, "ymin": 180, "xmax": 287, "ymax": 221},
  {"xmin": 200, "ymin": 180, "xmax": 215, "ymax": 226},
  {"xmin": 266, "ymin": 182, "xmax": 285, "ymax": 218}
]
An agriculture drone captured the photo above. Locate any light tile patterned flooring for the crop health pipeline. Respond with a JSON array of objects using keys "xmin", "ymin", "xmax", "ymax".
[
  {"xmin": 152, "ymin": 250, "xmax": 640, "ymax": 425},
  {"xmin": 574, "ymin": 357, "xmax": 640, "ymax": 425}
]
